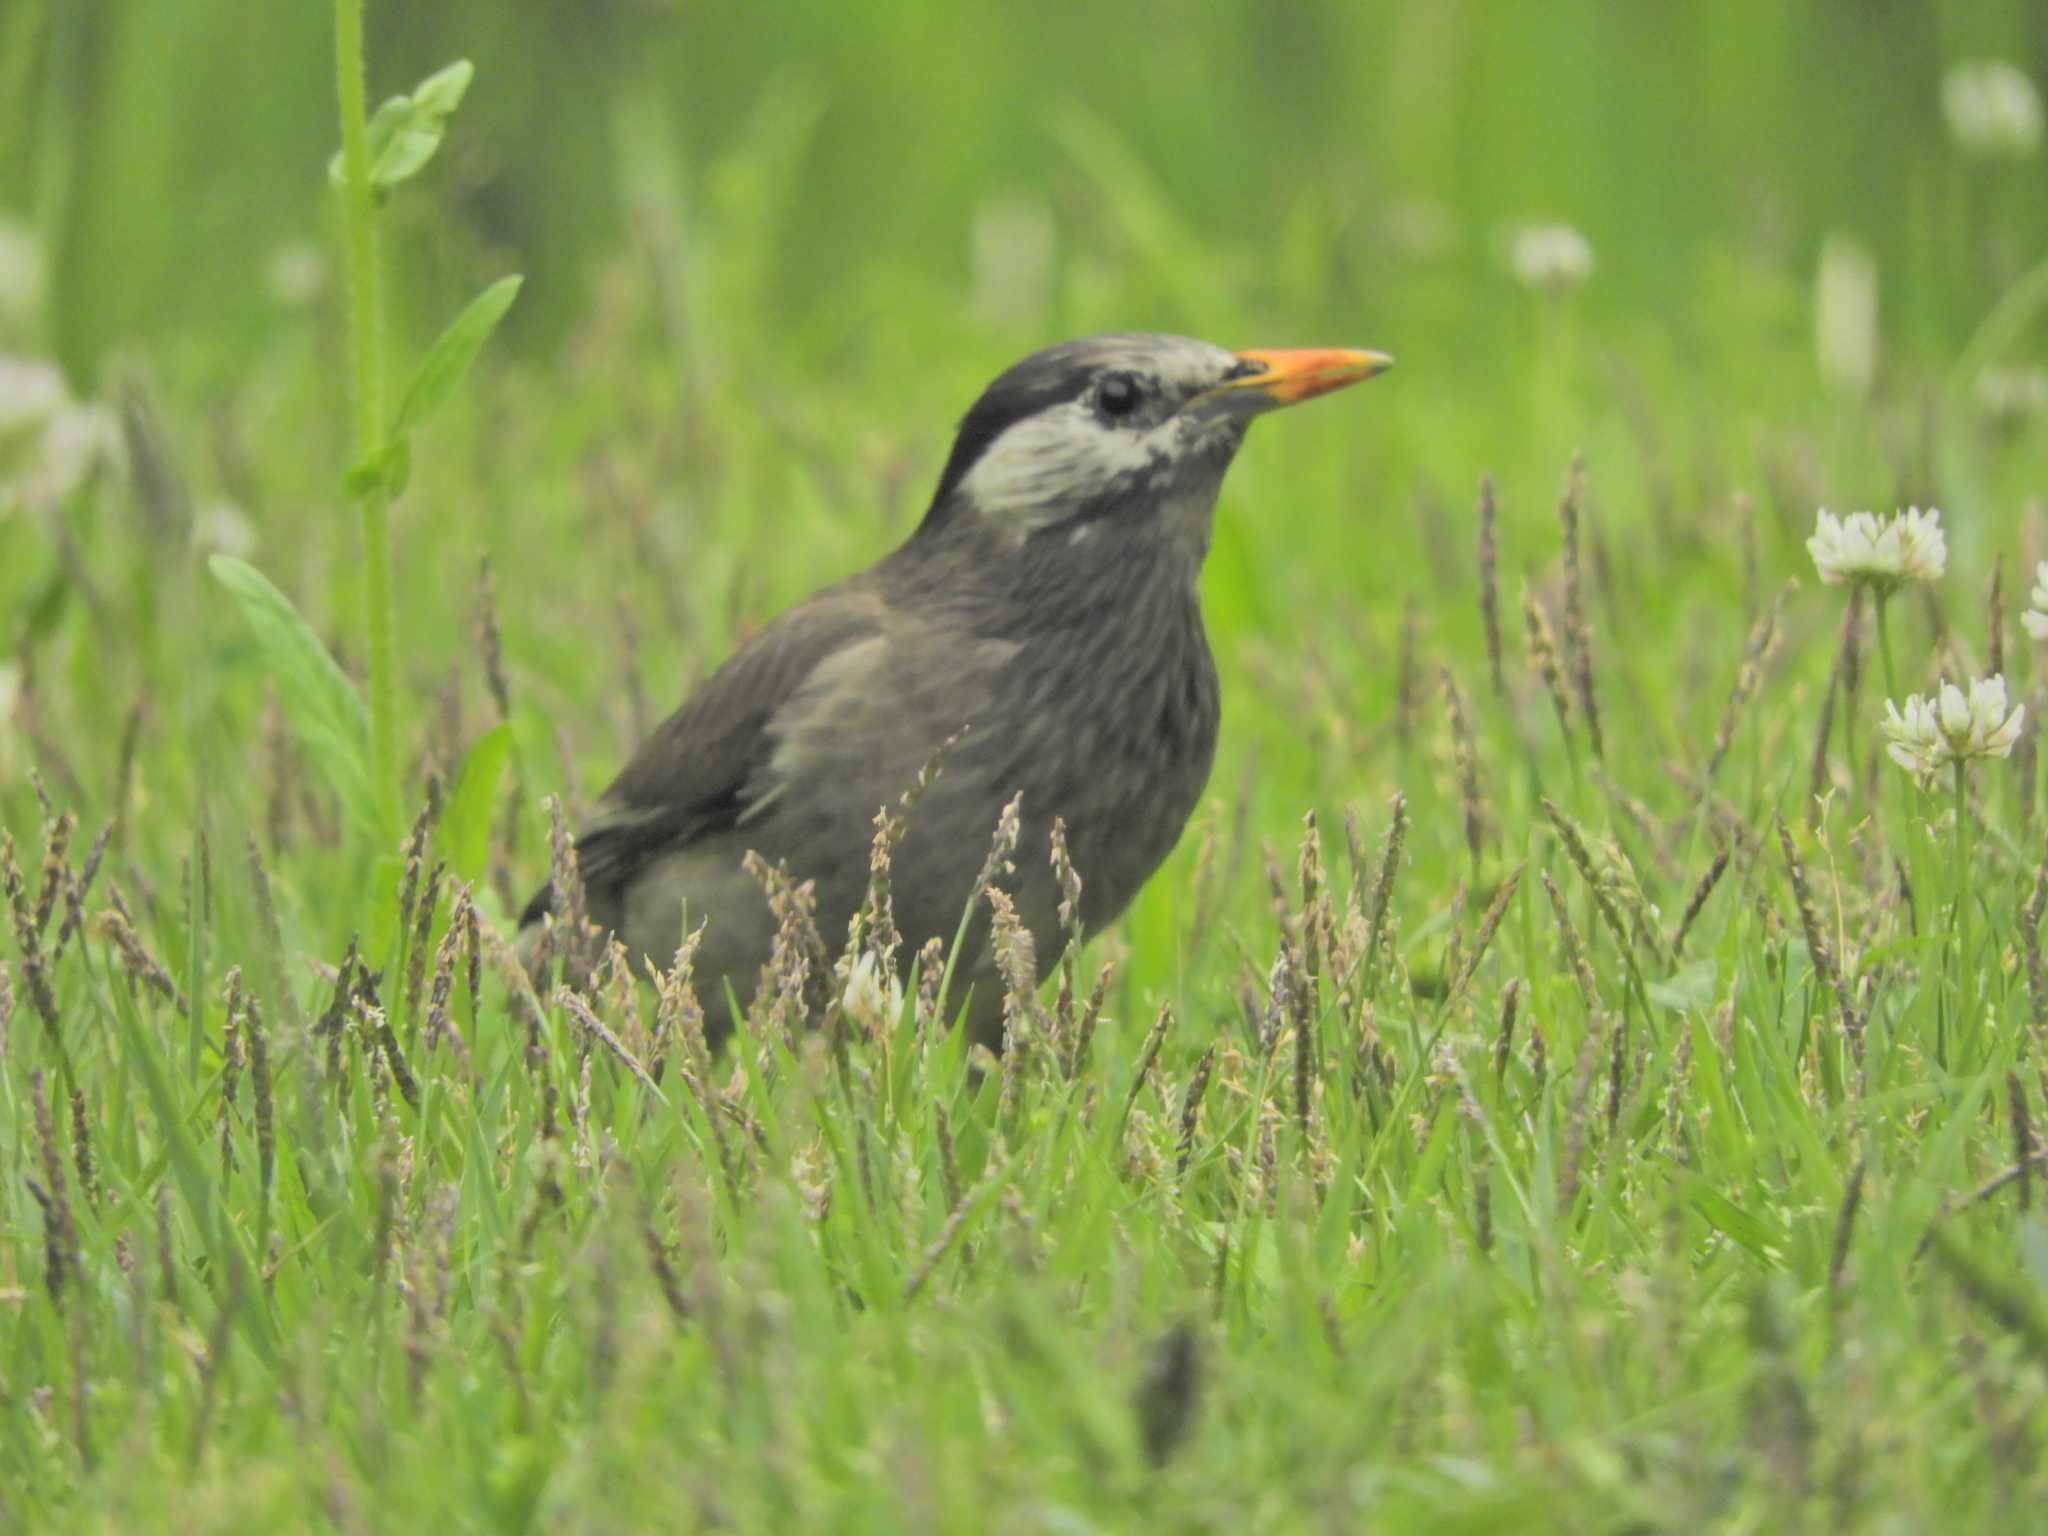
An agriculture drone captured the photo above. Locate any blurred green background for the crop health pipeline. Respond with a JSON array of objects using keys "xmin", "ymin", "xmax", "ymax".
[{"xmin": 15, "ymin": 0, "xmax": 2048, "ymax": 395}]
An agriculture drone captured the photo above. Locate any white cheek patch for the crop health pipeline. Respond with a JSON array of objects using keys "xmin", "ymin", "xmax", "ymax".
[{"xmin": 959, "ymin": 403, "xmax": 1187, "ymax": 533}]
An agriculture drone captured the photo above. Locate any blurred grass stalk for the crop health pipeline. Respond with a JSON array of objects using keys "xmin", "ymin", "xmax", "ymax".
[{"xmin": 332, "ymin": 0, "xmax": 401, "ymax": 835}]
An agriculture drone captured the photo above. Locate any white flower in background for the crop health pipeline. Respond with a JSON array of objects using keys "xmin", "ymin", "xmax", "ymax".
[
  {"xmin": 265, "ymin": 241, "xmax": 328, "ymax": 309},
  {"xmin": 1975, "ymin": 363, "xmax": 2048, "ymax": 424},
  {"xmin": 0, "ymin": 356, "xmax": 66, "ymax": 435},
  {"xmin": 192, "ymin": 499, "xmax": 257, "ymax": 559},
  {"xmin": 2023, "ymin": 561, "xmax": 2048, "ymax": 639},
  {"xmin": 1883, "ymin": 675, "xmax": 2025, "ymax": 782},
  {"xmin": 1815, "ymin": 236, "xmax": 1878, "ymax": 398},
  {"xmin": 1807, "ymin": 506, "xmax": 1947, "ymax": 590},
  {"xmin": 1943, "ymin": 60, "xmax": 2044, "ymax": 158},
  {"xmin": 839, "ymin": 949, "xmax": 905, "ymax": 1037},
  {"xmin": 0, "ymin": 355, "xmax": 120, "ymax": 517},
  {"xmin": 970, "ymin": 193, "xmax": 1055, "ymax": 329},
  {"xmin": 1508, "ymin": 223, "xmax": 1594, "ymax": 294}
]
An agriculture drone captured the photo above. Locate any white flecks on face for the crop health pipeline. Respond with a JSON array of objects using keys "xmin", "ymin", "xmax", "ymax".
[
  {"xmin": 959, "ymin": 400, "xmax": 1172, "ymax": 530},
  {"xmin": 956, "ymin": 336, "xmax": 1244, "ymax": 537}
]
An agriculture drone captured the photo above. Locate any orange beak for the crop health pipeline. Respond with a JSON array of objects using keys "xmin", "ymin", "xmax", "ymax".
[{"xmin": 1221, "ymin": 347, "xmax": 1394, "ymax": 409}]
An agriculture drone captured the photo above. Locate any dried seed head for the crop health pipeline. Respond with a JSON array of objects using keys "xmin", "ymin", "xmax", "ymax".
[
  {"xmin": 1542, "ymin": 798, "xmax": 1650, "ymax": 971},
  {"xmin": 556, "ymin": 987, "xmax": 662, "ymax": 1096},
  {"xmin": 545, "ymin": 795, "xmax": 594, "ymax": 990},
  {"xmin": 395, "ymin": 799, "xmax": 432, "ymax": 951},
  {"xmin": 1067, "ymin": 953, "xmax": 1119, "ymax": 1078},
  {"xmin": 1557, "ymin": 452, "xmax": 1604, "ymax": 758},
  {"xmin": 355, "ymin": 994, "xmax": 420, "ymax": 1109},
  {"xmin": 34, "ymin": 809, "xmax": 75, "ymax": 940},
  {"xmin": 1708, "ymin": 584, "xmax": 1789, "ymax": 783},
  {"xmin": 1990, "ymin": 557, "xmax": 2007, "ymax": 682},
  {"xmin": 1049, "ymin": 816, "xmax": 1084, "ymax": 939},
  {"xmin": 221, "ymin": 967, "xmax": 245, "ymax": 1178},
  {"xmin": 1671, "ymin": 847, "xmax": 1732, "ymax": 960},
  {"xmin": 29, "ymin": 1070, "xmax": 77, "ymax": 1304},
  {"xmin": 1476, "ymin": 474, "xmax": 1504, "ymax": 697},
  {"xmin": 423, "ymin": 886, "xmax": 471, "ymax": 1061},
  {"xmin": 1116, "ymin": 1000, "xmax": 1175, "ymax": 1140},
  {"xmin": 972, "ymin": 790, "xmax": 1025, "ymax": 900},
  {"xmin": 912, "ymin": 934, "xmax": 949, "ymax": 1042},
  {"xmin": 1441, "ymin": 667, "xmax": 1488, "ymax": 867},
  {"xmin": 1523, "ymin": 583, "xmax": 1576, "ymax": 743},
  {"xmin": 1775, "ymin": 814, "xmax": 1862, "ymax": 1064},
  {"xmin": 69, "ymin": 1089, "xmax": 97, "ymax": 1209},
  {"xmin": 1448, "ymin": 864, "xmax": 1525, "ymax": 1006},
  {"xmin": 1540, "ymin": 869, "xmax": 1600, "ymax": 1010},
  {"xmin": 1493, "ymin": 979, "xmax": 1522, "ymax": 1080},
  {"xmin": 1395, "ymin": 593, "xmax": 1422, "ymax": 751},
  {"xmin": 1176, "ymin": 1043, "xmax": 1217, "ymax": 1179},
  {"xmin": 1361, "ymin": 792, "xmax": 1409, "ymax": 1001},
  {"xmin": 247, "ymin": 995, "xmax": 275, "ymax": 1208},
  {"xmin": 404, "ymin": 858, "xmax": 446, "ymax": 1035},
  {"xmin": 94, "ymin": 898, "xmax": 187, "ymax": 1012}
]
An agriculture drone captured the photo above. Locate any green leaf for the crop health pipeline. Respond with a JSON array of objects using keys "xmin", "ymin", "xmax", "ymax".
[
  {"xmin": 391, "ymin": 275, "xmax": 523, "ymax": 439},
  {"xmin": 343, "ymin": 434, "xmax": 409, "ymax": 499},
  {"xmin": 409, "ymin": 59, "xmax": 475, "ymax": 118},
  {"xmin": 440, "ymin": 722, "xmax": 513, "ymax": 884},
  {"xmin": 1647, "ymin": 959, "xmax": 1718, "ymax": 1013},
  {"xmin": 208, "ymin": 556, "xmax": 379, "ymax": 836},
  {"xmin": 326, "ymin": 59, "xmax": 475, "ymax": 195},
  {"xmin": 1685, "ymin": 1179, "xmax": 1783, "ymax": 1264}
]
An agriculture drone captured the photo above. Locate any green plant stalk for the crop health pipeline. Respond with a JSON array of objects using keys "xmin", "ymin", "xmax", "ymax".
[
  {"xmin": 334, "ymin": 0, "xmax": 400, "ymax": 837},
  {"xmin": 1874, "ymin": 589, "xmax": 1900, "ymax": 704},
  {"xmin": 1954, "ymin": 759, "xmax": 1973, "ymax": 1050}
]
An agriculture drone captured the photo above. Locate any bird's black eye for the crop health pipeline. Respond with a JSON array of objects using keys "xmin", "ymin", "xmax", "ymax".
[{"xmin": 1096, "ymin": 371, "xmax": 1142, "ymax": 420}]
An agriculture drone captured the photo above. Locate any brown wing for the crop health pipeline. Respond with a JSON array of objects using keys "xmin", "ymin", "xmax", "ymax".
[{"xmin": 520, "ymin": 580, "xmax": 887, "ymax": 928}]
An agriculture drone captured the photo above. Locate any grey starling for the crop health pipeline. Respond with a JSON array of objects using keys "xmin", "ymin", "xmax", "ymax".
[{"xmin": 523, "ymin": 333, "xmax": 1390, "ymax": 1048}]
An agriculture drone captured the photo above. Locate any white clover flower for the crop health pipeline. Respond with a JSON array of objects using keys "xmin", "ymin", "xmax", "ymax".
[
  {"xmin": 1508, "ymin": 223, "xmax": 1594, "ymax": 294},
  {"xmin": 1943, "ymin": 60, "xmax": 2043, "ymax": 158},
  {"xmin": 839, "ymin": 949, "xmax": 905, "ymax": 1037},
  {"xmin": 0, "ymin": 357, "xmax": 120, "ymax": 519},
  {"xmin": 0, "ymin": 356, "xmax": 67, "ymax": 436},
  {"xmin": 1883, "ymin": 675, "xmax": 2025, "ymax": 783},
  {"xmin": 1806, "ymin": 506, "xmax": 1947, "ymax": 590},
  {"xmin": 2023, "ymin": 560, "xmax": 2048, "ymax": 640}
]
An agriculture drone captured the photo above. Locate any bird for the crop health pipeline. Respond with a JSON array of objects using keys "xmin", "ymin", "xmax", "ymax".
[{"xmin": 522, "ymin": 332, "xmax": 1391, "ymax": 1050}]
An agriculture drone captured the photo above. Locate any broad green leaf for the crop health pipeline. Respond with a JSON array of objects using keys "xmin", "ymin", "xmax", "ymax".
[
  {"xmin": 409, "ymin": 59, "xmax": 474, "ymax": 118},
  {"xmin": 440, "ymin": 722, "xmax": 513, "ymax": 884},
  {"xmin": 326, "ymin": 59, "xmax": 475, "ymax": 195},
  {"xmin": 391, "ymin": 275, "xmax": 523, "ymax": 439},
  {"xmin": 208, "ymin": 555, "xmax": 378, "ymax": 836}
]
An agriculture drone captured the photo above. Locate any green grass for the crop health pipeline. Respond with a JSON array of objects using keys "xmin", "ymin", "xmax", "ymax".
[{"xmin": 7, "ymin": 2, "xmax": 2048, "ymax": 1530}]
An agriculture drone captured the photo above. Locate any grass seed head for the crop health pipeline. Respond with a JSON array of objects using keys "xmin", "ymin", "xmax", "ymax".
[{"xmin": 1477, "ymin": 473, "xmax": 1504, "ymax": 696}]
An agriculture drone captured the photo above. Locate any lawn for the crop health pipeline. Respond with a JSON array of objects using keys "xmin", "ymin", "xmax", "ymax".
[{"xmin": 5, "ymin": 2, "xmax": 2048, "ymax": 1530}]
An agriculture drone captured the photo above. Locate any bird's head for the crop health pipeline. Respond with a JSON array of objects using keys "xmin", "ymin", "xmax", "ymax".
[{"xmin": 914, "ymin": 333, "xmax": 1392, "ymax": 562}]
